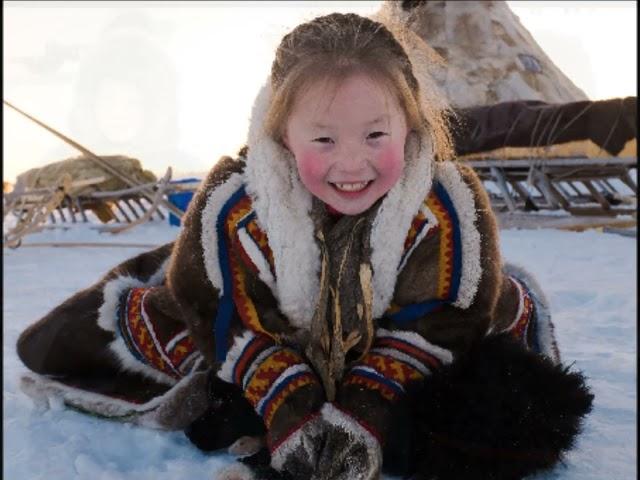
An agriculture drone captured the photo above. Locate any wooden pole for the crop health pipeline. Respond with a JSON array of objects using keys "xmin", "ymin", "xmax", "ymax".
[{"xmin": 3, "ymin": 100, "xmax": 185, "ymax": 218}]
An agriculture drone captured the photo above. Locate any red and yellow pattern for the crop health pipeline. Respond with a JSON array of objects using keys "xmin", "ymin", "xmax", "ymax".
[
  {"xmin": 403, "ymin": 208, "xmax": 428, "ymax": 253},
  {"xmin": 374, "ymin": 336, "xmax": 443, "ymax": 370},
  {"xmin": 343, "ymin": 372, "xmax": 401, "ymax": 402},
  {"xmin": 222, "ymin": 196, "xmax": 273, "ymax": 338},
  {"xmin": 262, "ymin": 372, "xmax": 316, "ymax": 429},
  {"xmin": 166, "ymin": 334, "xmax": 197, "ymax": 375},
  {"xmin": 125, "ymin": 288, "xmax": 176, "ymax": 378},
  {"xmin": 359, "ymin": 352, "xmax": 425, "ymax": 385},
  {"xmin": 426, "ymin": 190, "xmax": 455, "ymax": 300},
  {"xmin": 244, "ymin": 349, "xmax": 307, "ymax": 407},
  {"xmin": 233, "ymin": 334, "xmax": 274, "ymax": 386},
  {"xmin": 245, "ymin": 217, "xmax": 275, "ymax": 276},
  {"xmin": 120, "ymin": 288, "xmax": 197, "ymax": 379},
  {"xmin": 508, "ymin": 277, "xmax": 534, "ymax": 342}
]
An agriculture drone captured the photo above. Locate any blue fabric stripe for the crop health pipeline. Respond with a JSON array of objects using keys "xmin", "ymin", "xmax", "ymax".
[
  {"xmin": 237, "ymin": 211, "xmax": 256, "ymax": 230},
  {"xmin": 386, "ymin": 299, "xmax": 446, "ymax": 324},
  {"xmin": 214, "ymin": 185, "xmax": 248, "ymax": 361},
  {"xmin": 349, "ymin": 367, "xmax": 405, "ymax": 396},
  {"xmin": 257, "ymin": 369, "xmax": 309, "ymax": 417},
  {"xmin": 118, "ymin": 290, "xmax": 149, "ymax": 365},
  {"xmin": 387, "ymin": 182, "xmax": 464, "ymax": 326}
]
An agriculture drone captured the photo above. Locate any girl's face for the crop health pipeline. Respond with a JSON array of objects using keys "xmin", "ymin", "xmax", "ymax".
[{"xmin": 283, "ymin": 73, "xmax": 408, "ymax": 215}]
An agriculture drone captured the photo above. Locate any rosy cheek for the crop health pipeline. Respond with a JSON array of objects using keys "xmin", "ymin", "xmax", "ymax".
[
  {"xmin": 294, "ymin": 150, "xmax": 329, "ymax": 186},
  {"xmin": 376, "ymin": 144, "xmax": 405, "ymax": 178}
]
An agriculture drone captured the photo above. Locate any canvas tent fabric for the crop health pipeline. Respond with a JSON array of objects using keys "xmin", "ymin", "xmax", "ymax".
[{"xmin": 377, "ymin": 0, "xmax": 588, "ymax": 108}]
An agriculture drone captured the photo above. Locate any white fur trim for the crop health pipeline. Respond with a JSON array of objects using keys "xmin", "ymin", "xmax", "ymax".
[
  {"xmin": 96, "ymin": 259, "xmax": 176, "ymax": 386},
  {"xmin": 503, "ymin": 262, "xmax": 560, "ymax": 364},
  {"xmin": 217, "ymin": 330, "xmax": 256, "ymax": 383},
  {"xmin": 108, "ymin": 333, "xmax": 177, "ymax": 386},
  {"xmin": 433, "ymin": 162, "xmax": 482, "ymax": 309},
  {"xmin": 97, "ymin": 276, "xmax": 148, "ymax": 333},
  {"xmin": 320, "ymin": 402, "xmax": 382, "ymax": 465},
  {"xmin": 270, "ymin": 413, "xmax": 324, "ymax": 471},
  {"xmin": 237, "ymin": 227, "xmax": 276, "ymax": 292},
  {"xmin": 139, "ymin": 293, "xmax": 181, "ymax": 378},
  {"xmin": 243, "ymin": 79, "xmax": 439, "ymax": 325},
  {"xmin": 201, "ymin": 172, "xmax": 246, "ymax": 295},
  {"xmin": 215, "ymin": 462, "xmax": 257, "ymax": 480},
  {"xmin": 376, "ymin": 327, "xmax": 454, "ymax": 365},
  {"xmin": 244, "ymin": 81, "xmax": 320, "ymax": 329},
  {"xmin": 503, "ymin": 277, "xmax": 526, "ymax": 332},
  {"xmin": 19, "ymin": 369, "xmax": 201, "ymax": 425},
  {"xmin": 241, "ymin": 346, "xmax": 280, "ymax": 391},
  {"xmin": 369, "ymin": 133, "xmax": 434, "ymax": 318}
]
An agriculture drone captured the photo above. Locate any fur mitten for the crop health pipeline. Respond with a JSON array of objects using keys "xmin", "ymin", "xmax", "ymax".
[
  {"xmin": 185, "ymin": 373, "xmax": 265, "ymax": 453},
  {"xmin": 409, "ymin": 334, "xmax": 594, "ymax": 480}
]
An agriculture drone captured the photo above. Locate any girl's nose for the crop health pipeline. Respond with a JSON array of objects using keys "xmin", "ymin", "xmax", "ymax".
[{"xmin": 337, "ymin": 144, "xmax": 368, "ymax": 173}]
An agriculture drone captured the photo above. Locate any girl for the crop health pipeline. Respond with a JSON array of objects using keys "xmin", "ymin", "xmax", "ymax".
[{"xmin": 17, "ymin": 13, "xmax": 592, "ymax": 480}]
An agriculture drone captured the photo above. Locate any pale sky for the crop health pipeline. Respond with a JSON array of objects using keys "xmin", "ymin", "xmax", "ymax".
[{"xmin": 3, "ymin": 1, "xmax": 637, "ymax": 184}]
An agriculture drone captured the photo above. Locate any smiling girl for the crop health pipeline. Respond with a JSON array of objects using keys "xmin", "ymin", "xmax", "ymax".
[{"xmin": 16, "ymin": 12, "xmax": 591, "ymax": 480}]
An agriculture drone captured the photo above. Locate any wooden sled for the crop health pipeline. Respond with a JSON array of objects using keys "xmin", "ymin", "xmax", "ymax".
[
  {"xmin": 3, "ymin": 100, "xmax": 191, "ymax": 248},
  {"xmin": 453, "ymin": 98, "xmax": 637, "ymax": 218},
  {"xmin": 465, "ymin": 156, "xmax": 637, "ymax": 216}
]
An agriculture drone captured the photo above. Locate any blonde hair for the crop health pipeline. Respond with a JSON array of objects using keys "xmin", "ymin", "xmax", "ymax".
[{"xmin": 265, "ymin": 13, "xmax": 454, "ymax": 161}]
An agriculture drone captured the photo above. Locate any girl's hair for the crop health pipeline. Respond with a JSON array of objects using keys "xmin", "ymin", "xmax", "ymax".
[{"xmin": 265, "ymin": 12, "xmax": 454, "ymax": 161}]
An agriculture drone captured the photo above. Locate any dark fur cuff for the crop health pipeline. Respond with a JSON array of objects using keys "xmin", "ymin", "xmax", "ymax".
[{"xmin": 407, "ymin": 334, "xmax": 593, "ymax": 479}]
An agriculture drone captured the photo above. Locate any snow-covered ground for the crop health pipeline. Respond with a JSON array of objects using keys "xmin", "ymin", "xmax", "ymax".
[{"xmin": 3, "ymin": 220, "xmax": 636, "ymax": 479}]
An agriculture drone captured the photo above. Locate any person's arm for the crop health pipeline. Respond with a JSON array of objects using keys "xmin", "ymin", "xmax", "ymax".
[
  {"xmin": 318, "ymin": 163, "xmax": 505, "ymax": 475},
  {"xmin": 165, "ymin": 158, "xmax": 326, "ymax": 472}
]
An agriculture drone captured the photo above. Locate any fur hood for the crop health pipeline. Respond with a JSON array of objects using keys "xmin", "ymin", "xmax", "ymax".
[{"xmin": 241, "ymin": 78, "xmax": 436, "ymax": 326}]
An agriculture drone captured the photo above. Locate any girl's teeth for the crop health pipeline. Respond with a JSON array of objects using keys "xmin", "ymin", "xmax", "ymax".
[{"xmin": 333, "ymin": 181, "xmax": 369, "ymax": 192}]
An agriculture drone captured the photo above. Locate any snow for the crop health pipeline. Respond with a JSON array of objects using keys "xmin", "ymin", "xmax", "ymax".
[{"xmin": 3, "ymin": 219, "xmax": 636, "ymax": 479}]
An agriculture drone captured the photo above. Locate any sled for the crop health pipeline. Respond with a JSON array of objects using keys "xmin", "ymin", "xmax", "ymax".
[
  {"xmin": 453, "ymin": 97, "xmax": 637, "ymax": 217},
  {"xmin": 3, "ymin": 100, "xmax": 192, "ymax": 248}
]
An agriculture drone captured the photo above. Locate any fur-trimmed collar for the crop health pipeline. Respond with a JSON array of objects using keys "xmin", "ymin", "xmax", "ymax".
[{"xmin": 243, "ymin": 79, "xmax": 435, "ymax": 326}]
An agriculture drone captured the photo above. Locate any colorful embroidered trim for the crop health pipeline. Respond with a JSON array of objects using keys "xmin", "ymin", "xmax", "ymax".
[
  {"xmin": 117, "ymin": 287, "xmax": 197, "ymax": 379},
  {"xmin": 238, "ymin": 212, "xmax": 276, "ymax": 278},
  {"xmin": 214, "ymin": 185, "xmax": 276, "ymax": 360},
  {"xmin": 343, "ymin": 366, "xmax": 405, "ymax": 402},
  {"xmin": 386, "ymin": 182, "xmax": 462, "ymax": 325},
  {"xmin": 504, "ymin": 276, "xmax": 534, "ymax": 345},
  {"xmin": 228, "ymin": 334, "xmax": 319, "ymax": 429},
  {"xmin": 344, "ymin": 330, "xmax": 451, "ymax": 402},
  {"xmin": 398, "ymin": 202, "xmax": 439, "ymax": 273}
]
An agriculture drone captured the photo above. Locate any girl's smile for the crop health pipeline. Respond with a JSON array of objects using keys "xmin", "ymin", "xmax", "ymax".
[{"xmin": 284, "ymin": 73, "xmax": 409, "ymax": 215}]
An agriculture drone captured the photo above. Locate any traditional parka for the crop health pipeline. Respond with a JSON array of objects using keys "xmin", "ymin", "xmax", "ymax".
[{"xmin": 17, "ymin": 79, "xmax": 561, "ymax": 472}]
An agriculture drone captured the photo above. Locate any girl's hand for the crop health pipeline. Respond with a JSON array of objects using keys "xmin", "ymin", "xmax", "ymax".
[
  {"xmin": 270, "ymin": 412, "xmax": 325, "ymax": 478},
  {"xmin": 313, "ymin": 403, "xmax": 382, "ymax": 480}
]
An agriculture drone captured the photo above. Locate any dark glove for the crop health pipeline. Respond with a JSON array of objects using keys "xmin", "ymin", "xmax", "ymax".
[
  {"xmin": 185, "ymin": 372, "xmax": 265, "ymax": 453},
  {"xmin": 269, "ymin": 411, "xmax": 325, "ymax": 478},
  {"xmin": 314, "ymin": 403, "xmax": 382, "ymax": 480}
]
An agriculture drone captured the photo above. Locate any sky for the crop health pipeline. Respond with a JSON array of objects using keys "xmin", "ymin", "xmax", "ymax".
[{"xmin": 3, "ymin": 1, "xmax": 637, "ymax": 184}]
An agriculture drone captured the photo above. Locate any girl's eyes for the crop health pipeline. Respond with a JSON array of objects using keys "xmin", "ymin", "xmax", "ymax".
[
  {"xmin": 312, "ymin": 132, "xmax": 388, "ymax": 144},
  {"xmin": 367, "ymin": 131, "xmax": 388, "ymax": 140}
]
